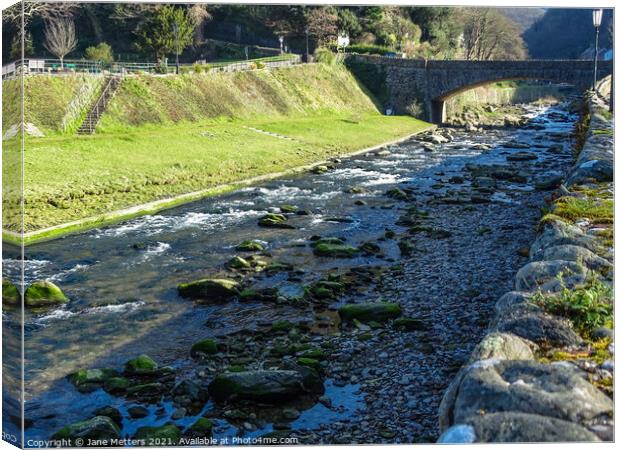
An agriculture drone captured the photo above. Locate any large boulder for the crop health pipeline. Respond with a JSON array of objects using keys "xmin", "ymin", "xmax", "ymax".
[
  {"xmin": 537, "ymin": 245, "xmax": 612, "ymax": 273},
  {"xmin": 439, "ymin": 412, "xmax": 600, "ymax": 443},
  {"xmin": 494, "ymin": 291, "xmax": 532, "ymax": 315},
  {"xmin": 530, "ymin": 219, "xmax": 599, "ymax": 258},
  {"xmin": 208, "ymin": 369, "xmax": 323, "ymax": 403},
  {"xmin": 338, "ymin": 302, "xmax": 402, "ymax": 323},
  {"xmin": 178, "ymin": 278, "xmax": 239, "ymax": 300},
  {"xmin": 468, "ymin": 333, "xmax": 536, "ymax": 362},
  {"xmin": 514, "ymin": 260, "xmax": 587, "ymax": 293},
  {"xmin": 24, "ymin": 280, "xmax": 68, "ymax": 307},
  {"xmin": 52, "ymin": 416, "xmax": 121, "ymax": 442},
  {"xmin": 313, "ymin": 239, "xmax": 359, "ymax": 258},
  {"xmin": 491, "ymin": 302, "xmax": 582, "ymax": 347},
  {"xmin": 441, "ymin": 360, "xmax": 612, "ymax": 429},
  {"xmin": 2, "ymin": 278, "xmax": 19, "ymax": 306}
]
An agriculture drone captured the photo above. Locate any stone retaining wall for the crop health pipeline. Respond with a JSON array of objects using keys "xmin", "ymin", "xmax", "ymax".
[{"xmin": 436, "ymin": 78, "xmax": 614, "ymax": 443}]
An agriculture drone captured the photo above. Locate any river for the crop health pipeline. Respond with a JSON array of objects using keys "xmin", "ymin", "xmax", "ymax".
[{"xmin": 2, "ymin": 100, "xmax": 579, "ymax": 444}]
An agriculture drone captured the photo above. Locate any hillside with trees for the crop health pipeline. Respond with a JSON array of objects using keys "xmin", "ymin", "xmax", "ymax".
[
  {"xmin": 524, "ymin": 8, "xmax": 613, "ymax": 59},
  {"xmin": 2, "ymin": 2, "xmax": 533, "ymax": 65}
]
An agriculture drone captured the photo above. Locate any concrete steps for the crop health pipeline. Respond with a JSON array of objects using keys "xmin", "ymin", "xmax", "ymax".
[{"xmin": 77, "ymin": 76, "xmax": 122, "ymax": 135}]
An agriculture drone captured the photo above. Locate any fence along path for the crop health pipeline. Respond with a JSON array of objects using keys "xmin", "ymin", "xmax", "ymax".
[{"xmin": 1, "ymin": 54, "xmax": 301, "ymax": 79}]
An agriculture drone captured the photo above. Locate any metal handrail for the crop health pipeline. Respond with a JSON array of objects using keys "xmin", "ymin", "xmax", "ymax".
[{"xmin": 83, "ymin": 76, "xmax": 119, "ymax": 133}]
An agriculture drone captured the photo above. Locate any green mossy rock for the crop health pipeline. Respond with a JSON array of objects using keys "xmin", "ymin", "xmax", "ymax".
[
  {"xmin": 190, "ymin": 339, "xmax": 218, "ymax": 357},
  {"xmin": 52, "ymin": 416, "xmax": 121, "ymax": 442},
  {"xmin": 235, "ymin": 240, "xmax": 264, "ymax": 252},
  {"xmin": 104, "ymin": 377, "xmax": 131, "ymax": 393},
  {"xmin": 2, "ymin": 278, "xmax": 19, "ymax": 306},
  {"xmin": 394, "ymin": 317, "xmax": 427, "ymax": 331},
  {"xmin": 299, "ymin": 348, "xmax": 325, "ymax": 359},
  {"xmin": 338, "ymin": 302, "xmax": 402, "ymax": 323},
  {"xmin": 24, "ymin": 280, "xmax": 67, "ymax": 307},
  {"xmin": 313, "ymin": 243, "xmax": 359, "ymax": 258},
  {"xmin": 271, "ymin": 320, "xmax": 295, "ymax": 332},
  {"xmin": 134, "ymin": 424, "xmax": 181, "ymax": 445},
  {"xmin": 124, "ymin": 354, "xmax": 158, "ymax": 375},
  {"xmin": 93, "ymin": 406, "xmax": 123, "ymax": 426},
  {"xmin": 258, "ymin": 213, "xmax": 295, "ymax": 229},
  {"xmin": 226, "ymin": 256, "xmax": 251, "ymax": 270},
  {"xmin": 280, "ymin": 204, "xmax": 298, "ymax": 213},
  {"xmin": 70, "ymin": 368, "xmax": 118, "ymax": 388},
  {"xmin": 178, "ymin": 278, "xmax": 239, "ymax": 300},
  {"xmin": 188, "ymin": 418, "xmax": 213, "ymax": 436},
  {"xmin": 386, "ymin": 188, "xmax": 409, "ymax": 200},
  {"xmin": 297, "ymin": 357, "xmax": 320, "ymax": 369}
]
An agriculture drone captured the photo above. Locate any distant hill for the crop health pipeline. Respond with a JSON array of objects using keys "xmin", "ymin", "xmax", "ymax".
[
  {"xmin": 523, "ymin": 8, "xmax": 613, "ymax": 59},
  {"xmin": 498, "ymin": 7, "xmax": 545, "ymax": 31}
]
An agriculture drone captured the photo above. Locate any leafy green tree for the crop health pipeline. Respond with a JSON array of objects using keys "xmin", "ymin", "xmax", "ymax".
[
  {"xmin": 84, "ymin": 42, "xmax": 114, "ymax": 64},
  {"xmin": 135, "ymin": 5, "xmax": 195, "ymax": 61},
  {"xmin": 10, "ymin": 31, "xmax": 35, "ymax": 60},
  {"xmin": 338, "ymin": 8, "xmax": 362, "ymax": 37}
]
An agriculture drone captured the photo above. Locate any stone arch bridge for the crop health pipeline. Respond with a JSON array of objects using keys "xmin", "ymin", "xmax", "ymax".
[{"xmin": 347, "ymin": 55, "xmax": 613, "ymax": 124}]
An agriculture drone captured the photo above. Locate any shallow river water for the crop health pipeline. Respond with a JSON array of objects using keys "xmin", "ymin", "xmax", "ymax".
[{"xmin": 2, "ymin": 102, "xmax": 578, "ymax": 444}]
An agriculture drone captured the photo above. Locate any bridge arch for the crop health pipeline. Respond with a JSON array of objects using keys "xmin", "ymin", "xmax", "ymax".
[
  {"xmin": 431, "ymin": 76, "xmax": 583, "ymax": 124},
  {"xmin": 345, "ymin": 55, "xmax": 613, "ymax": 124}
]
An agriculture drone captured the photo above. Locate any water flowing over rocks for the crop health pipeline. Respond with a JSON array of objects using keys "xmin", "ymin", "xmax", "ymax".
[{"xmin": 9, "ymin": 96, "xmax": 613, "ymax": 444}]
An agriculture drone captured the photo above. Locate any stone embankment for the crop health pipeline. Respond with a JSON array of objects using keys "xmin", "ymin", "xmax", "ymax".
[{"xmin": 438, "ymin": 79, "xmax": 614, "ymax": 443}]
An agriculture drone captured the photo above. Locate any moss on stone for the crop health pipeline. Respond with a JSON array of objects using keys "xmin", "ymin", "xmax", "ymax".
[
  {"xmin": 235, "ymin": 240, "xmax": 264, "ymax": 252},
  {"xmin": 189, "ymin": 417, "xmax": 213, "ymax": 435},
  {"xmin": 2, "ymin": 278, "xmax": 19, "ymax": 306},
  {"xmin": 190, "ymin": 339, "xmax": 218, "ymax": 357},
  {"xmin": 134, "ymin": 424, "xmax": 181, "ymax": 444},
  {"xmin": 178, "ymin": 278, "xmax": 239, "ymax": 300},
  {"xmin": 313, "ymin": 242, "xmax": 359, "ymax": 258},
  {"xmin": 338, "ymin": 302, "xmax": 402, "ymax": 323},
  {"xmin": 124, "ymin": 354, "xmax": 158, "ymax": 374},
  {"xmin": 24, "ymin": 280, "xmax": 68, "ymax": 307}
]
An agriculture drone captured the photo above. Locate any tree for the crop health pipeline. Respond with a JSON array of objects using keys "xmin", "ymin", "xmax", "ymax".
[
  {"xmin": 460, "ymin": 8, "xmax": 526, "ymax": 60},
  {"xmin": 134, "ymin": 5, "xmax": 196, "ymax": 61},
  {"xmin": 84, "ymin": 42, "xmax": 114, "ymax": 64},
  {"xmin": 338, "ymin": 8, "xmax": 362, "ymax": 37},
  {"xmin": 10, "ymin": 31, "xmax": 35, "ymax": 60},
  {"xmin": 43, "ymin": 18, "xmax": 77, "ymax": 68},
  {"xmin": 305, "ymin": 6, "xmax": 338, "ymax": 46}
]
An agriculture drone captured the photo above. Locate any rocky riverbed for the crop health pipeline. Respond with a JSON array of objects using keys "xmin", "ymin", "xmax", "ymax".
[{"xmin": 3, "ymin": 100, "xmax": 604, "ymax": 446}]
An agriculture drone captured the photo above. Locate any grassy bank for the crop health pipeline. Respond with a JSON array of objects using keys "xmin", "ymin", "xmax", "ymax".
[
  {"xmin": 4, "ymin": 114, "xmax": 431, "ymax": 243},
  {"xmin": 2, "ymin": 64, "xmax": 432, "ymax": 244}
]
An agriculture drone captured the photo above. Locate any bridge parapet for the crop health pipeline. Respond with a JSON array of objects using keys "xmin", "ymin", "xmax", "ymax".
[{"xmin": 346, "ymin": 54, "xmax": 613, "ymax": 123}]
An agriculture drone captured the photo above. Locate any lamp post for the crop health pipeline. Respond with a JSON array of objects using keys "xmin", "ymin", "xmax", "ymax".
[
  {"xmin": 592, "ymin": 8, "xmax": 603, "ymax": 91},
  {"xmin": 172, "ymin": 21, "xmax": 180, "ymax": 75},
  {"xmin": 279, "ymin": 36, "xmax": 284, "ymax": 55},
  {"xmin": 305, "ymin": 28, "xmax": 310, "ymax": 62}
]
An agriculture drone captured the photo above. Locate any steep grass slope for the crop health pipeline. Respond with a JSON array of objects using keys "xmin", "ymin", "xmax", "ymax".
[
  {"xmin": 98, "ymin": 63, "xmax": 380, "ymax": 131},
  {"xmin": 2, "ymin": 75, "xmax": 103, "ymax": 134}
]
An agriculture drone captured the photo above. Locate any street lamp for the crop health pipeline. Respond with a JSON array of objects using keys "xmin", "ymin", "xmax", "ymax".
[
  {"xmin": 172, "ymin": 21, "xmax": 180, "ymax": 75},
  {"xmin": 279, "ymin": 36, "xmax": 284, "ymax": 55},
  {"xmin": 592, "ymin": 8, "xmax": 603, "ymax": 90}
]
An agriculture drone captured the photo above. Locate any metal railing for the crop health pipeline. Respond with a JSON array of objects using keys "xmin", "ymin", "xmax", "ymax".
[{"xmin": 2, "ymin": 54, "xmax": 302, "ymax": 79}]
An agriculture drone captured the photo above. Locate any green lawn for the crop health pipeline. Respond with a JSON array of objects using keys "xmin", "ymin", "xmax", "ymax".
[{"xmin": 3, "ymin": 113, "xmax": 431, "ymax": 241}]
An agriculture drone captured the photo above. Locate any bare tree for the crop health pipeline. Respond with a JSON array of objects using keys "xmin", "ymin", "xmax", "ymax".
[
  {"xmin": 3, "ymin": 1, "xmax": 78, "ymax": 27},
  {"xmin": 460, "ymin": 8, "xmax": 526, "ymax": 60},
  {"xmin": 43, "ymin": 18, "xmax": 77, "ymax": 68}
]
